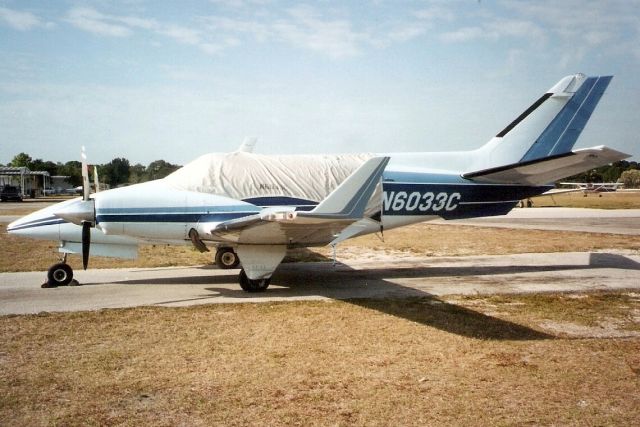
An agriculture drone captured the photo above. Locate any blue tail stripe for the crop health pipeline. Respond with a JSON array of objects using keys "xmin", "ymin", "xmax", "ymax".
[
  {"xmin": 520, "ymin": 76, "xmax": 596, "ymax": 161},
  {"xmin": 520, "ymin": 76, "xmax": 611, "ymax": 162},
  {"xmin": 548, "ymin": 76, "xmax": 612, "ymax": 156}
]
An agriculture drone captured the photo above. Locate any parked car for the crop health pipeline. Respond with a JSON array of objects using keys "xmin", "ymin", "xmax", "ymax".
[{"xmin": 0, "ymin": 185, "xmax": 23, "ymax": 202}]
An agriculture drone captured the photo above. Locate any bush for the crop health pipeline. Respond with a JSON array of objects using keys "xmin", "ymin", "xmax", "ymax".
[{"xmin": 620, "ymin": 169, "xmax": 640, "ymax": 189}]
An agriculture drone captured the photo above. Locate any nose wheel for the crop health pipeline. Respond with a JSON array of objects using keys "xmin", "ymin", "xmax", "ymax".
[
  {"xmin": 43, "ymin": 262, "xmax": 74, "ymax": 288},
  {"xmin": 42, "ymin": 253, "xmax": 79, "ymax": 288}
]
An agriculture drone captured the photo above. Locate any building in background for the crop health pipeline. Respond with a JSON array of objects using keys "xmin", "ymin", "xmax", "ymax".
[{"xmin": 0, "ymin": 166, "xmax": 51, "ymax": 198}]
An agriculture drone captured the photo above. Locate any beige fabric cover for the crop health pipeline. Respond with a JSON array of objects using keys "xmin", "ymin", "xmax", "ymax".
[{"xmin": 165, "ymin": 152, "xmax": 375, "ymax": 204}]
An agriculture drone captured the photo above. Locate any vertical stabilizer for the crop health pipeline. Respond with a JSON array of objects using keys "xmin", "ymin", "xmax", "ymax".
[
  {"xmin": 472, "ymin": 74, "xmax": 612, "ymax": 171},
  {"xmin": 519, "ymin": 75, "xmax": 612, "ymax": 161}
]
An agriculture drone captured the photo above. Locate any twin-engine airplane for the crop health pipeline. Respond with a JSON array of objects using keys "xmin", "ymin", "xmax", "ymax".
[{"xmin": 8, "ymin": 74, "xmax": 630, "ymax": 291}]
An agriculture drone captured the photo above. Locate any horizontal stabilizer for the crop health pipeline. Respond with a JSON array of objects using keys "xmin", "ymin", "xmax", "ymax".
[{"xmin": 463, "ymin": 146, "xmax": 630, "ymax": 186}]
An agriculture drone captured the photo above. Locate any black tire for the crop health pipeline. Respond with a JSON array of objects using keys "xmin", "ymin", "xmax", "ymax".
[
  {"xmin": 238, "ymin": 269, "xmax": 270, "ymax": 292},
  {"xmin": 215, "ymin": 247, "xmax": 240, "ymax": 269},
  {"xmin": 47, "ymin": 263, "xmax": 73, "ymax": 287}
]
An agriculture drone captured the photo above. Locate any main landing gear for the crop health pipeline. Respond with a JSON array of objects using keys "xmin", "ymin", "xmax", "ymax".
[
  {"xmin": 214, "ymin": 247, "xmax": 271, "ymax": 292},
  {"xmin": 214, "ymin": 247, "xmax": 240, "ymax": 269},
  {"xmin": 42, "ymin": 254, "xmax": 78, "ymax": 288},
  {"xmin": 238, "ymin": 269, "xmax": 270, "ymax": 292}
]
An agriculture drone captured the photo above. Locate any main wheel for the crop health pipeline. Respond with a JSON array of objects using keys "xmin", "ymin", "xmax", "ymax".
[
  {"xmin": 46, "ymin": 263, "xmax": 73, "ymax": 287},
  {"xmin": 238, "ymin": 269, "xmax": 271, "ymax": 293},
  {"xmin": 215, "ymin": 247, "xmax": 240, "ymax": 269}
]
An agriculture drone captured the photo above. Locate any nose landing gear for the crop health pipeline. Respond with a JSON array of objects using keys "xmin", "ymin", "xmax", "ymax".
[
  {"xmin": 42, "ymin": 254, "xmax": 79, "ymax": 288},
  {"xmin": 45, "ymin": 263, "xmax": 73, "ymax": 287}
]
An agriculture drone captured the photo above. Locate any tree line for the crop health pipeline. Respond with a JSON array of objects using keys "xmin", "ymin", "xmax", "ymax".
[
  {"xmin": 3, "ymin": 153, "xmax": 181, "ymax": 188},
  {"xmin": 563, "ymin": 160, "xmax": 640, "ymax": 188},
  {"xmin": 3, "ymin": 152, "xmax": 640, "ymax": 188}
]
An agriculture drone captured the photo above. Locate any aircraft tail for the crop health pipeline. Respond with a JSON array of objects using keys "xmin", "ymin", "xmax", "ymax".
[{"xmin": 473, "ymin": 74, "xmax": 613, "ymax": 170}]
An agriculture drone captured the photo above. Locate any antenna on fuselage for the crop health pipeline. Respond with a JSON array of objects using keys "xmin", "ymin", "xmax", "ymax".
[{"xmin": 237, "ymin": 137, "xmax": 257, "ymax": 153}]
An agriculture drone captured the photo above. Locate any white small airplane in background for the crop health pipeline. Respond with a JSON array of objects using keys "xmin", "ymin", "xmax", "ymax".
[
  {"xmin": 8, "ymin": 73, "xmax": 630, "ymax": 292},
  {"xmin": 557, "ymin": 181, "xmax": 624, "ymax": 195}
]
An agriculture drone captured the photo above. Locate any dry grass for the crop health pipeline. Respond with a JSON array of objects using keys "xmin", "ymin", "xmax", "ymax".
[
  {"xmin": 1, "ymin": 292, "xmax": 639, "ymax": 426},
  {"xmin": 532, "ymin": 191, "xmax": 640, "ymax": 209}
]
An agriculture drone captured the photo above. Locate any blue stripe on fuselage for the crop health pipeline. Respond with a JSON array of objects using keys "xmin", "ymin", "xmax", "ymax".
[
  {"xmin": 96, "ymin": 211, "xmax": 256, "ymax": 223},
  {"xmin": 7, "ymin": 218, "xmax": 66, "ymax": 231},
  {"xmin": 96, "ymin": 205, "xmax": 259, "ymax": 214}
]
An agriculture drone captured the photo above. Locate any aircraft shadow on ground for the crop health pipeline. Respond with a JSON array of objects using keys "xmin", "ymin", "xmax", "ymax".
[
  {"xmin": 87, "ymin": 251, "xmax": 640, "ymax": 341},
  {"xmin": 588, "ymin": 252, "xmax": 640, "ymax": 270},
  {"xmin": 218, "ymin": 267, "xmax": 554, "ymax": 340},
  {"xmin": 347, "ymin": 297, "xmax": 553, "ymax": 341},
  {"xmin": 116, "ymin": 271, "xmax": 554, "ymax": 341}
]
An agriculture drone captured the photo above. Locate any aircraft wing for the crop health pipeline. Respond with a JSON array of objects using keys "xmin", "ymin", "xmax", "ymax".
[
  {"xmin": 203, "ymin": 156, "xmax": 389, "ymax": 245},
  {"xmin": 462, "ymin": 146, "xmax": 629, "ymax": 186}
]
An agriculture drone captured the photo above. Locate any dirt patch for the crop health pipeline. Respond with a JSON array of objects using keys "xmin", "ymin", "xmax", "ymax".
[{"xmin": 539, "ymin": 320, "xmax": 640, "ymax": 338}]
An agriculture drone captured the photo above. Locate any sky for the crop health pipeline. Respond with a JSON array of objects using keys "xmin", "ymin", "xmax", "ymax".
[{"xmin": 0, "ymin": 0, "xmax": 639, "ymax": 166}]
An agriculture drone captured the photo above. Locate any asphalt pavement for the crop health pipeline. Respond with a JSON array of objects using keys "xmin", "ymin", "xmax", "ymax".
[{"xmin": 1, "ymin": 251, "xmax": 639, "ymax": 314}]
